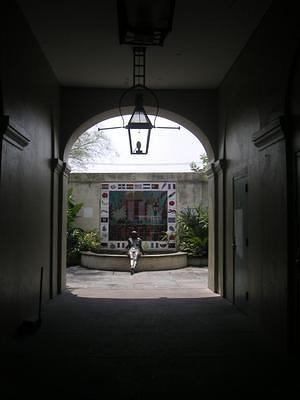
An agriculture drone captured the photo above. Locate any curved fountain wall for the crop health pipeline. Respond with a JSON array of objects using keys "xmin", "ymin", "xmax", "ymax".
[{"xmin": 81, "ymin": 251, "xmax": 188, "ymax": 272}]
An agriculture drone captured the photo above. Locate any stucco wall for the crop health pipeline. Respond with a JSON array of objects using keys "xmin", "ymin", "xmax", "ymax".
[
  {"xmin": 2, "ymin": 0, "xmax": 300, "ymax": 352},
  {"xmin": 217, "ymin": 1, "xmax": 299, "ymax": 347},
  {"xmin": 69, "ymin": 172, "xmax": 208, "ymax": 232},
  {"xmin": 61, "ymin": 88, "xmax": 218, "ymax": 161},
  {"xmin": 287, "ymin": 44, "xmax": 300, "ymax": 350},
  {"xmin": 0, "ymin": 1, "xmax": 60, "ymax": 335}
]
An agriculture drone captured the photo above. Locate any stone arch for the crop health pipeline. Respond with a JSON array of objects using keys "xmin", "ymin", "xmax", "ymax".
[
  {"xmin": 63, "ymin": 106, "xmax": 215, "ymax": 163},
  {"xmin": 62, "ymin": 106, "xmax": 218, "ymax": 293}
]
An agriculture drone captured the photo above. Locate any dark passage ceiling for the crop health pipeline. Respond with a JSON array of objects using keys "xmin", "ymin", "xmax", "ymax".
[{"xmin": 18, "ymin": 0, "xmax": 272, "ymax": 89}]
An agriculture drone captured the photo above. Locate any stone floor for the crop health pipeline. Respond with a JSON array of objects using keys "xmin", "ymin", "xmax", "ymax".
[
  {"xmin": 67, "ymin": 266, "xmax": 210, "ymax": 298},
  {"xmin": 2, "ymin": 266, "xmax": 298, "ymax": 399}
]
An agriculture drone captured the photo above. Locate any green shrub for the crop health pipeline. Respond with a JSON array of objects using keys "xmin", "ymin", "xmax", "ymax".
[
  {"xmin": 176, "ymin": 205, "xmax": 208, "ymax": 256},
  {"xmin": 67, "ymin": 189, "xmax": 100, "ymax": 266},
  {"xmin": 67, "ymin": 188, "xmax": 83, "ymax": 231},
  {"xmin": 67, "ymin": 228, "xmax": 100, "ymax": 266}
]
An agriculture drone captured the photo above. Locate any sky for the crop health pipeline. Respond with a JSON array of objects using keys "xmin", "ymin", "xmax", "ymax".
[{"xmin": 70, "ymin": 115, "xmax": 206, "ymax": 173}]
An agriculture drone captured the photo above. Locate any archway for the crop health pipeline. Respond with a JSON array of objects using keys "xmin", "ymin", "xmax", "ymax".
[
  {"xmin": 63, "ymin": 107, "xmax": 215, "ymax": 163},
  {"xmin": 62, "ymin": 108, "xmax": 217, "ymax": 293}
]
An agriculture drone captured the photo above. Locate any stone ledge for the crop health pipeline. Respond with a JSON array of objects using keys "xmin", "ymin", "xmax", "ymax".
[{"xmin": 81, "ymin": 251, "xmax": 188, "ymax": 271}]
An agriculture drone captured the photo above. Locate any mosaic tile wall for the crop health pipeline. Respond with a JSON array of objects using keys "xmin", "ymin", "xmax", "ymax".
[{"xmin": 100, "ymin": 182, "xmax": 176, "ymax": 250}]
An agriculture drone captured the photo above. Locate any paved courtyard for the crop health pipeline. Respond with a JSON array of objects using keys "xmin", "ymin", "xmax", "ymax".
[{"xmin": 67, "ymin": 266, "xmax": 210, "ymax": 298}]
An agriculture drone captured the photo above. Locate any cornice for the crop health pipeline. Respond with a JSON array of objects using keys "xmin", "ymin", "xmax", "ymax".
[
  {"xmin": 252, "ymin": 116, "xmax": 286, "ymax": 150},
  {"xmin": 0, "ymin": 116, "xmax": 30, "ymax": 150}
]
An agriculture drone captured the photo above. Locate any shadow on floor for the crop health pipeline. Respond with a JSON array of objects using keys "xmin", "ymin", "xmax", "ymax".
[{"xmin": 1, "ymin": 288, "xmax": 298, "ymax": 399}]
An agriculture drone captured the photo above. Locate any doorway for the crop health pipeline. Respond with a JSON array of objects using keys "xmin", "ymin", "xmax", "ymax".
[{"xmin": 233, "ymin": 175, "xmax": 248, "ymax": 314}]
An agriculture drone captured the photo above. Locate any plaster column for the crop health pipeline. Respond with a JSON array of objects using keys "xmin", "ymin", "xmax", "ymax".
[
  {"xmin": 206, "ymin": 159, "xmax": 226, "ymax": 294},
  {"xmin": 0, "ymin": 116, "xmax": 31, "ymax": 327},
  {"xmin": 207, "ymin": 162, "xmax": 218, "ymax": 292},
  {"xmin": 50, "ymin": 159, "xmax": 63, "ymax": 296},
  {"xmin": 215, "ymin": 159, "xmax": 226, "ymax": 296},
  {"xmin": 57, "ymin": 160, "xmax": 71, "ymax": 293}
]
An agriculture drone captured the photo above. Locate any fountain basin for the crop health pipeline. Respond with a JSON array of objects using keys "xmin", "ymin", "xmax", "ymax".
[{"xmin": 81, "ymin": 251, "xmax": 188, "ymax": 272}]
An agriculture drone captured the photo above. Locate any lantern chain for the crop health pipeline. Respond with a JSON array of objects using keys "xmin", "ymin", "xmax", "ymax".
[{"xmin": 133, "ymin": 47, "xmax": 146, "ymax": 87}]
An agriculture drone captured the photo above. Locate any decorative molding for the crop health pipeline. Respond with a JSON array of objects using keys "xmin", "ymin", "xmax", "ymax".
[
  {"xmin": 206, "ymin": 159, "xmax": 226, "ymax": 178},
  {"xmin": 214, "ymin": 159, "xmax": 226, "ymax": 174},
  {"xmin": 62, "ymin": 162, "xmax": 71, "ymax": 178},
  {"xmin": 0, "ymin": 116, "xmax": 30, "ymax": 150},
  {"xmin": 252, "ymin": 116, "xmax": 286, "ymax": 150},
  {"xmin": 52, "ymin": 159, "xmax": 71, "ymax": 178},
  {"xmin": 52, "ymin": 158, "xmax": 64, "ymax": 174}
]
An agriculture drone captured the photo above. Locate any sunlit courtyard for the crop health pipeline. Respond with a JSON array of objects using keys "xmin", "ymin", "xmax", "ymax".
[{"xmin": 67, "ymin": 266, "xmax": 210, "ymax": 299}]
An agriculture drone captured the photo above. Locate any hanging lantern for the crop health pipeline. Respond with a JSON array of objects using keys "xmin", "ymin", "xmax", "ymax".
[
  {"xmin": 126, "ymin": 93, "xmax": 153, "ymax": 154},
  {"xmin": 98, "ymin": 48, "xmax": 180, "ymax": 153},
  {"xmin": 98, "ymin": 5, "xmax": 178, "ymax": 154}
]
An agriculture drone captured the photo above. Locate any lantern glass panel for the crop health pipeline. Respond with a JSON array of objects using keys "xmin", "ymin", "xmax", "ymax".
[
  {"xmin": 130, "ymin": 109, "xmax": 149, "ymax": 124},
  {"xmin": 128, "ymin": 128, "xmax": 151, "ymax": 154}
]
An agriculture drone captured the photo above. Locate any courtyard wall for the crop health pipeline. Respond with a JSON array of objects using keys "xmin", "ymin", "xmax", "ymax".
[{"xmin": 69, "ymin": 172, "xmax": 208, "ymax": 233}]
